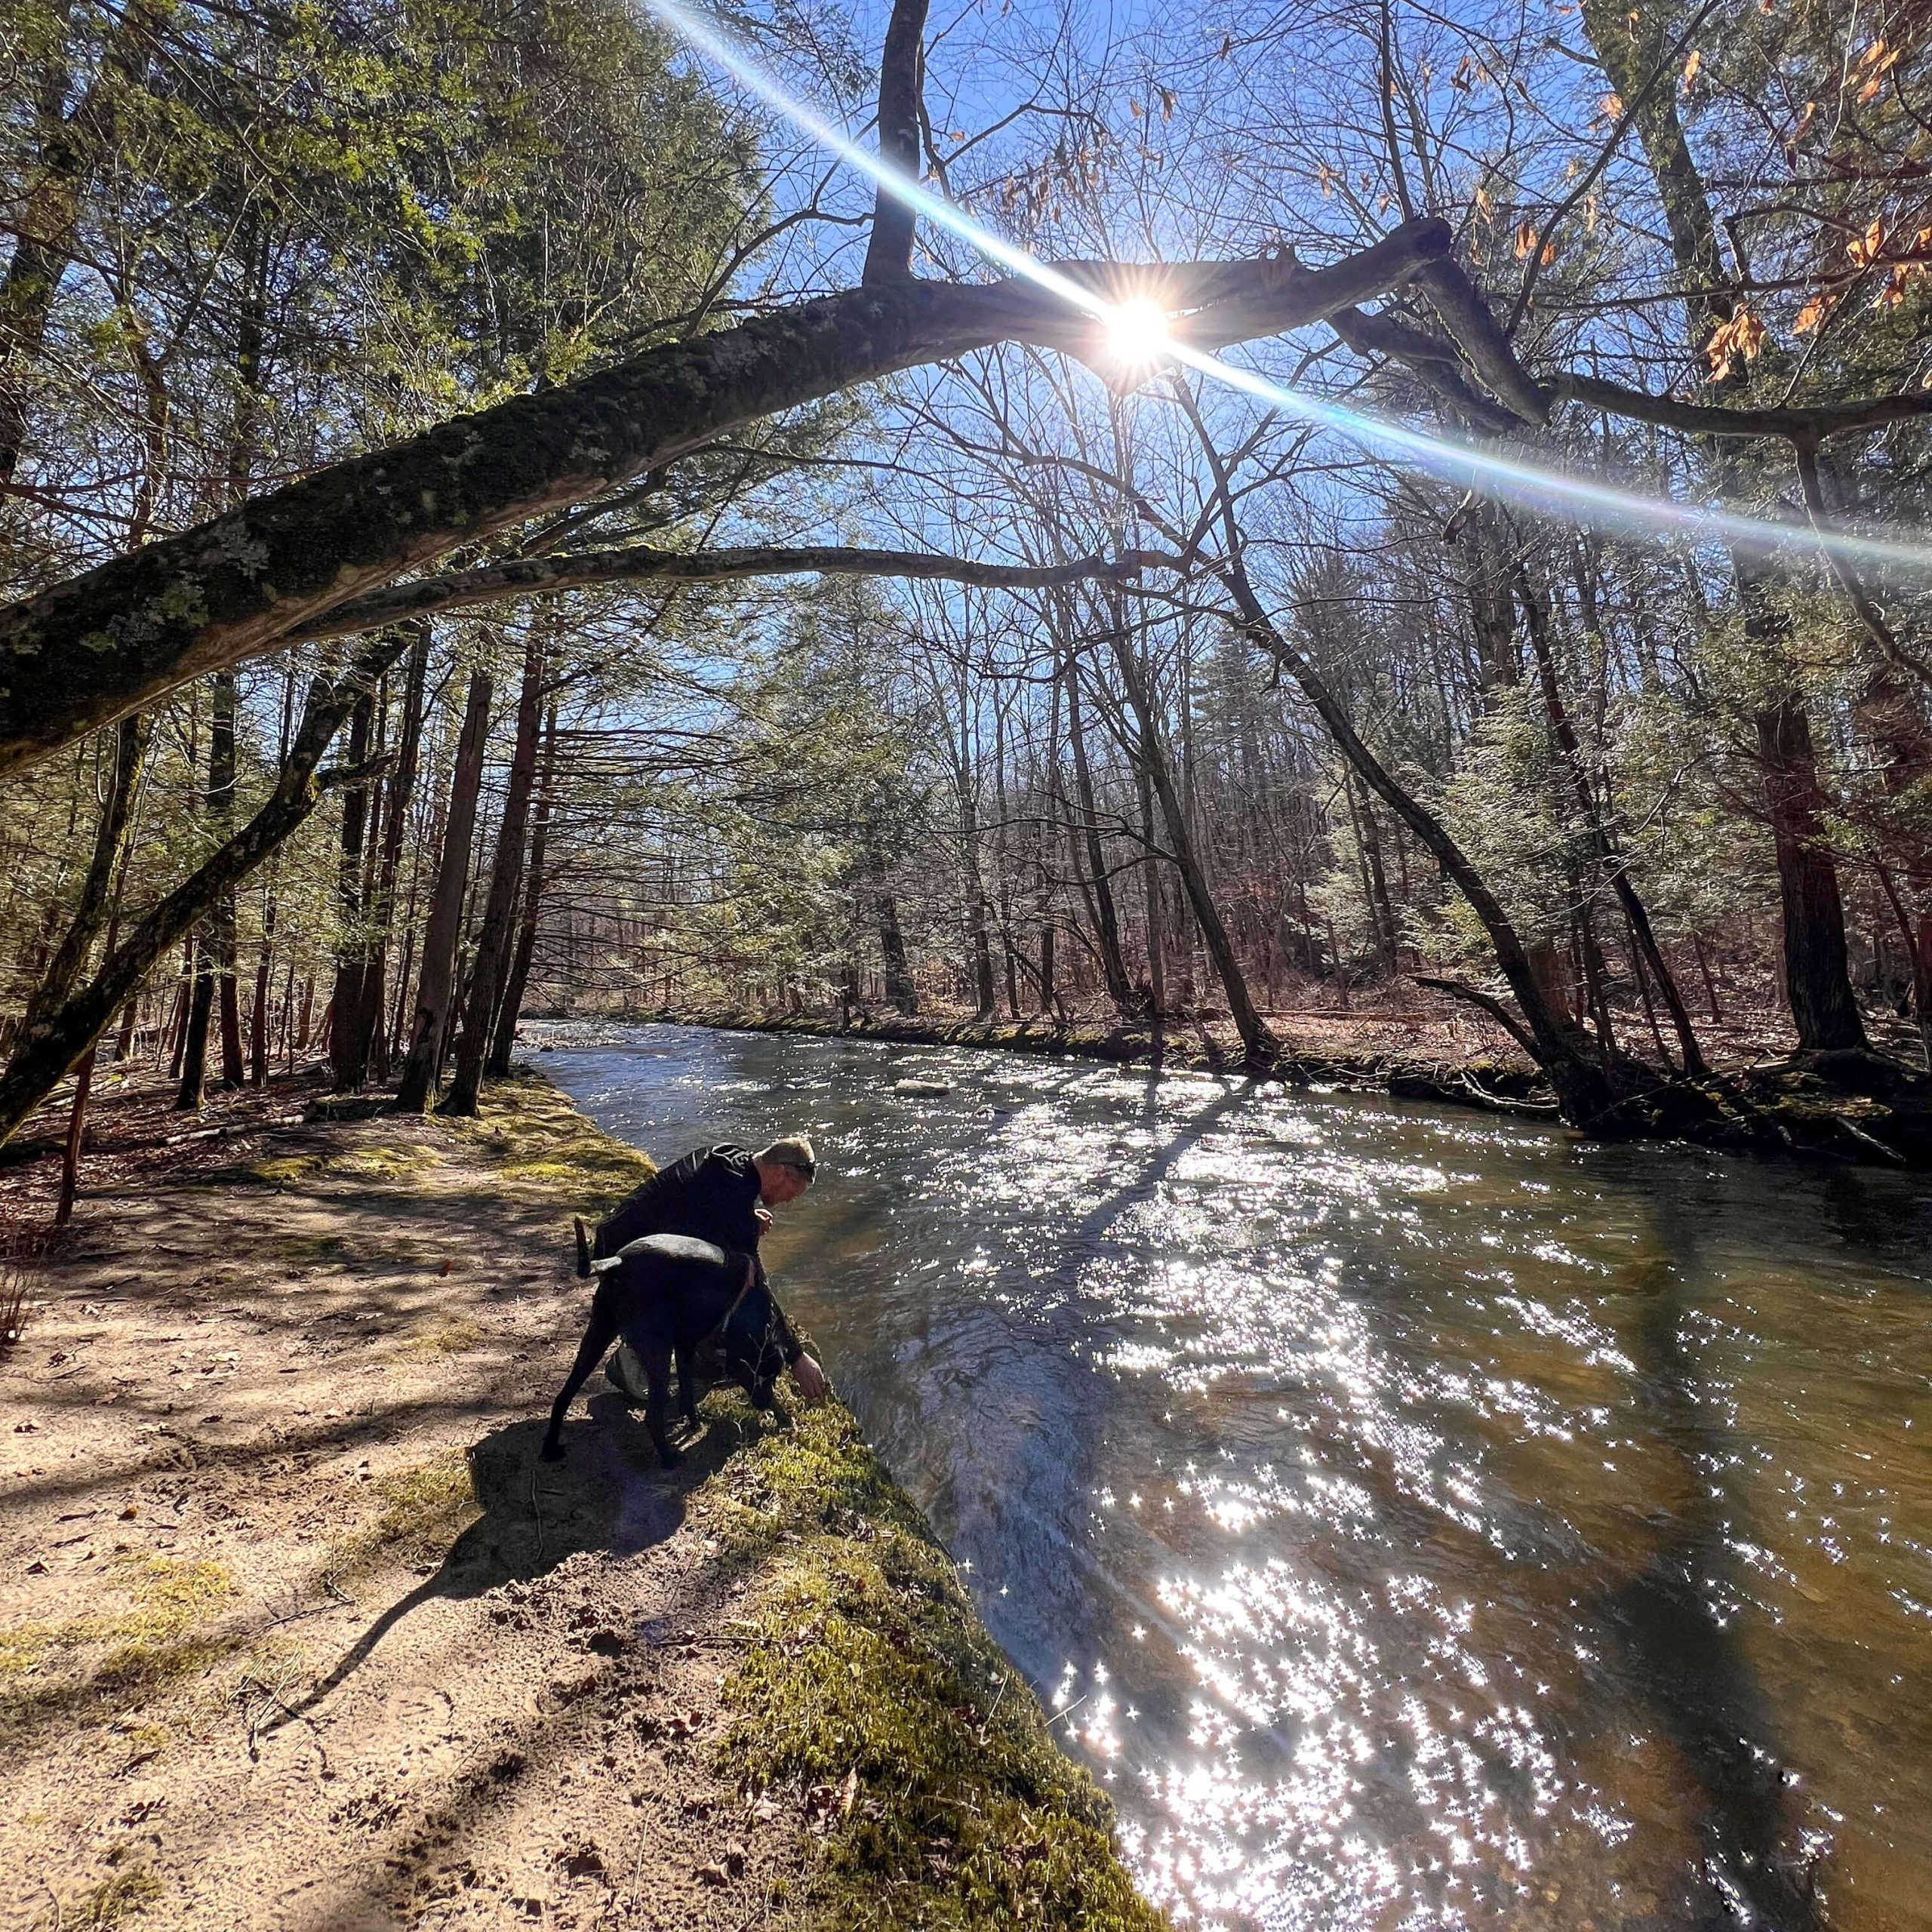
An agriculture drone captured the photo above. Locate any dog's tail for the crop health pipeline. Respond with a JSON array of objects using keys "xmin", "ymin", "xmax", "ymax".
[{"xmin": 574, "ymin": 1216, "xmax": 592, "ymax": 1279}]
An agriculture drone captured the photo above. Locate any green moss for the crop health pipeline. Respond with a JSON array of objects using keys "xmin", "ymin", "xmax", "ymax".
[
  {"xmin": 250, "ymin": 1153, "xmax": 321, "ymax": 1186},
  {"xmin": 330, "ymin": 1449, "xmax": 479, "ymax": 1577},
  {"xmin": 1, "ymin": 1558, "xmax": 235, "ymax": 1738},
  {"xmin": 705, "ymin": 1407, "xmax": 1165, "ymax": 1931},
  {"xmin": 250, "ymin": 1145, "xmax": 441, "ymax": 1186},
  {"xmin": 463, "ymin": 1071, "xmax": 654, "ymax": 1210},
  {"xmin": 396, "ymin": 1315, "xmax": 485, "ymax": 1357},
  {"xmin": 66, "ymin": 1865, "xmax": 165, "ymax": 1928}
]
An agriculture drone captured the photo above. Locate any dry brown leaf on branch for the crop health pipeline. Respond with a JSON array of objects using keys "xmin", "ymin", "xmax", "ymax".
[
  {"xmin": 1680, "ymin": 49, "xmax": 1701, "ymax": 93},
  {"xmin": 1703, "ymin": 309, "xmax": 1765, "ymax": 380},
  {"xmin": 1848, "ymin": 218, "xmax": 1888, "ymax": 267},
  {"xmin": 1854, "ymin": 38, "xmax": 1899, "ymax": 103},
  {"xmin": 1793, "ymin": 291, "xmax": 1836, "ymax": 334}
]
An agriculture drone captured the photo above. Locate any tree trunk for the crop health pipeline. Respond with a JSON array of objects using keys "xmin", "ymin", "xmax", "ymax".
[
  {"xmin": 441, "ymin": 629, "xmax": 546, "ymax": 1115},
  {"xmin": 488, "ymin": 698, "xmax": 558, "ymax": 1075},
  {"xmin": 347, "ymin": 621, "xmax": 430, "ymax": 1084},
  {"xmin": 860, "ymin": 0, "xmax": 932, "ymax": 284},
  {"xmin": 211, "ymin": 672, "xmax": 245, "ymax": 1088},
  {"xmin": 0, "ymin": 634, "xmax": 409, "ymax": 1146},
  {"xmin": 249, "ymin": 897, "xmax": 273, "ymax": 1087},
  {"xmin": 875, "ymin": 868, "xmax": 918, "ymax": 1015},
  {"xmin": 174, "ymin": 956, "xmax": 215, "ymax": 1111},
  {"xmin": 1108, "ymin": 628, "xmax": 1278, "ymax": 1069},
  {"xmin": 395, "ymin": 669, "xmax": 493, "ymax": 1112},
  {"xmin": 325, "ymin": 689, "xmax": 377, "ymax": 1088},
  {"xmin": 1063, "ymin": 648, "xmax": 1136, "ymax": 1014},
  {"xmin": 1755, "ymin": 687, "xmax": 1867, "ymax": 1051},
  {"xmin": 178, "ymin": 673, "xmax": 240, "ymax": 1109}
]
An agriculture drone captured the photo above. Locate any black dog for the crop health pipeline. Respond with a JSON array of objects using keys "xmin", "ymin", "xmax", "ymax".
[{"xmin": 540, "ymin": 1233, "xmax": 784, "ymax": 1466}]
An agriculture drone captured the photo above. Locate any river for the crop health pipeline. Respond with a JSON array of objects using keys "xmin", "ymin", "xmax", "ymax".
[{"xmin": 537, "ymin": 1021, "xmax": 1932, "ymax": 1932}]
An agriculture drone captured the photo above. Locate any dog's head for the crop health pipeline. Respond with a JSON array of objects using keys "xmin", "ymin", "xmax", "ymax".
[{"xmin": 721, "ymin": 1284, "xmax": 786, "ymax": 1411}]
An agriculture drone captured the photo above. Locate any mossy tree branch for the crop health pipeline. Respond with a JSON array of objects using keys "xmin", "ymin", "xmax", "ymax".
[
  {"xmin": 284, "ymin": 545, "xmax": 1156, "ymax": 644},
  {"xmin": 0, "ymin": 223, "xmax": 1453, "ymax": 778}
]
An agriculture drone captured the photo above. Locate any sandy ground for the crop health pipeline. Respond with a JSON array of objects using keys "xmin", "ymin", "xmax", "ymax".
[{"xmin": 1, "ymin": 1072, "xmax": 811, "ymax": 1932}]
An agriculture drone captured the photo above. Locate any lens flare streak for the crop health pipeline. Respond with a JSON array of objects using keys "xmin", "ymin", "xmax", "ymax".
[{"xmin": 645, "ymin": 0, "xmax": 1932, "ymax": 579}]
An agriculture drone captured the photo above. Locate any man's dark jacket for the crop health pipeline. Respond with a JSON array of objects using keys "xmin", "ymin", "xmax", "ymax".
[{"xmin": 592, "ymin": 1144, "xmax": 802, "ymax": 1361}]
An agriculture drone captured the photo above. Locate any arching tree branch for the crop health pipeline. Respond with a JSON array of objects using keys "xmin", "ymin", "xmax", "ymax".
[{"xmin": 0, "ymin": 219, "xmax": 1453, "ymax": 777}]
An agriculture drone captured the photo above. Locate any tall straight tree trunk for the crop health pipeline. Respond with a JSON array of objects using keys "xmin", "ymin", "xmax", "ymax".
[
  {"xmin": 250, "ymin": 897, "xmax": 274, "ymax": 1086},
  {"xmin": 441, "ymin": 628, "xmax": 546, "ymax": 1115},
  {"xmin": 395, "ymin": 669, "xmax": 492, "ymax": 1112},
  {"xmin": 872, "ymin": 860, "xmax": 918, "ymax": 1014},
  {"xmin": 1063, "ymin": 648, "xmax": 1136, "ymax": 1014},
  {"xmin": 1755, "ymin": 681, "xmax": 1866, "ymax": 1051},
  {"xmin": 1108, "ymin": 629, "xmax": 1278, "ymax": 1069},
  {"xmin": 177, "ymin": 675, "xmax": 238, "ymax": 1109},
  {"xmin": 346, "ymin": 621, "xmax": 429, "ymax": 1084},
  {"xmin": 960, "ymin": 807, "xmax": 998, "ymax": 1020},
  {"xmin": 488, "ymin": 699, "xmax": 558, "ymax": 1075},
  {"xmin": 325, "ymin": 689, "xmax": 377, "ymax": 1088},
  {"xmin": 210, "ymin": 672, "xmax": 245, "ymax": 1088}
]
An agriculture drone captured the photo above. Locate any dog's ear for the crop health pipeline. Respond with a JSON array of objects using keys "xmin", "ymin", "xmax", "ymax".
[{"xmin": 574, "ymin": 1217, "xmax": 592, "ymax": 1280}]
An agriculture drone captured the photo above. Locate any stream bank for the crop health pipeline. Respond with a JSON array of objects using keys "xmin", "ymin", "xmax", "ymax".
[
  {"xmin": 628, "ymin": 1004, "xmax": 1932, "ymax": 1166},
  {"xmin": 1, "ymin": 1069, "xmax": 1158, "ymax": 1931}
]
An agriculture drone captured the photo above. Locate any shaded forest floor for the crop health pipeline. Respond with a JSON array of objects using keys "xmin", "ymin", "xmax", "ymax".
[{"xmin": 1, "ymin": 1073, "xmax": 1156, "ymax": 1931}]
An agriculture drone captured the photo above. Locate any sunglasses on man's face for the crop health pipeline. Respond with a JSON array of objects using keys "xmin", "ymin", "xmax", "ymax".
[{"xmin": 784, "ymin": 1161, "xmax": 817, "ymax": 1179}]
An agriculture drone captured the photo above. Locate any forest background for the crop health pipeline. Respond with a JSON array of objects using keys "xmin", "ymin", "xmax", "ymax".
[{"xmin": 2, "ymin": 0, "xmax": 1930, "ymax": 1174}]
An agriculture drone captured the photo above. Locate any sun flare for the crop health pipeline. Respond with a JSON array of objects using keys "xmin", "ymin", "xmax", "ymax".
[{"xmin": 1106, "ymin": 297, "xmax": 1171, "ymax": 368}]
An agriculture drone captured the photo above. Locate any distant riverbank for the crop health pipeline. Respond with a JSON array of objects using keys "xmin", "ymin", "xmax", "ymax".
[{"xmin": 600, "ymin": 1003, "xmax": 1932, "ymax": 1166}]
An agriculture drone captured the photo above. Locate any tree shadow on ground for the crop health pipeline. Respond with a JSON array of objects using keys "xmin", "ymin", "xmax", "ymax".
[{"xmin": 280, "ymin": 1381, "xmax": 750, "ymax": 1725}]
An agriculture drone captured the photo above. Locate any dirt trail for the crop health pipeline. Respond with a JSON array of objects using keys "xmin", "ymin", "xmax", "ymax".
[{"xmin": 2, "ymin": 1072, "xmax": 810, "ymax": 1931}]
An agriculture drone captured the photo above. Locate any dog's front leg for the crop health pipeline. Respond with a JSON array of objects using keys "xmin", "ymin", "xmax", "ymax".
[
  {"xmin": 642, "ymin": 1349, "xmax": 681, "ymax": 1468},
  {"xmin": 674, "ymin": 1337, "xmax": 700, "ymax": 1430}
]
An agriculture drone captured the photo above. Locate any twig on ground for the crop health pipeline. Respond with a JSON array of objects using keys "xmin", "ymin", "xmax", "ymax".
[{"xmin": 241, "ymin": 1669, "xmax": 331, "ymax": 1775}]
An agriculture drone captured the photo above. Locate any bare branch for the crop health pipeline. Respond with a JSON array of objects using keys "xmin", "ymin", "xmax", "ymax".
[{"xmin": 285, "ymin": 545, "xmax": 1161, "ymax": 642}]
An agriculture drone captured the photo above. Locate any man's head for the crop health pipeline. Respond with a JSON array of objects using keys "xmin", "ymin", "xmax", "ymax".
[{"xmin": 752, "ymin": 1134, "xmax": 817, "ymax": 1206}]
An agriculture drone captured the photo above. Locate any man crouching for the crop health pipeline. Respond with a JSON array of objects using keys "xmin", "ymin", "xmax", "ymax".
[{"xmin": 573, "ymin": 1134, "xmax": 828, "ymax": 1404}]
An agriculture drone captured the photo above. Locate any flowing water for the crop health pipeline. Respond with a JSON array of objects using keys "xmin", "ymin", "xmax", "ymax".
[{"xmin": 538, "ymin": 1022, "xmax": 1932, "ymax": 1932}]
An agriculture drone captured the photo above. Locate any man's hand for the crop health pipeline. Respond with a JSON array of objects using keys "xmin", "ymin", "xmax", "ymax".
[
  {"xmin": 754, "ymin": 1207, "xmax": 773, "ymax": 1239},
  {"xmin": 790, "ymin": 1352, "xmax": 828, "ymax": 1404}
]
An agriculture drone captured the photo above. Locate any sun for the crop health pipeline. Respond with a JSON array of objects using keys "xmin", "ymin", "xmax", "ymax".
[{"xmin": 1106, "ymin": 296, "xmax": 1171, "ymax": 368}]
